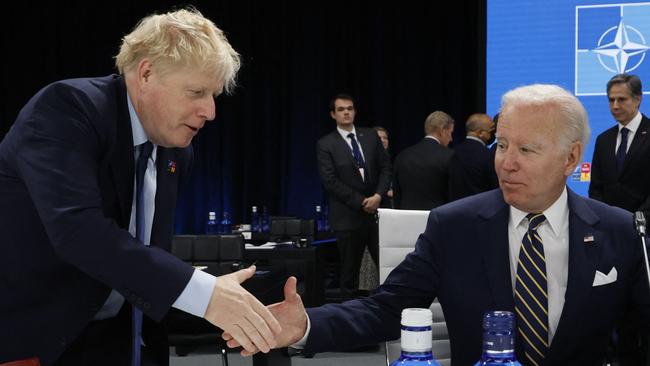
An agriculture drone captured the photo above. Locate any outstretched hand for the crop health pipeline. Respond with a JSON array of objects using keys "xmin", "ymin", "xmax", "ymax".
[
  {"xmin": 222, "ymin": 276, "xmax": 308, "ymax": 356},
  {"xmin": 204, "ymin": 265, "xmax": 282, "ymax": 354}
]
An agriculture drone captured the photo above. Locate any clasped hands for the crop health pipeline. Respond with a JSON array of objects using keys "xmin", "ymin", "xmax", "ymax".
[{"xmin": 205, "ymin": 266, "xmax": 308, "ymax": 355}]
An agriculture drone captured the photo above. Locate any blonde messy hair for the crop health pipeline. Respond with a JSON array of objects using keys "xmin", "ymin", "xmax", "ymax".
[{"xmin": 115, "ymin": 8, "xmax": 241, "ymax": 93}]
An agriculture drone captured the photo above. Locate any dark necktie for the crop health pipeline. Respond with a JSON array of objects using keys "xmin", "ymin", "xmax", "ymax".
[
  {"xmin": 616, "ymin": 127, "xmax": 629, "ymax": 174},
  {"xmin": 132, "ymin": 141, "xmax": 153, "ymax": 366},
  {"xmin": 347, "ymin": 133, "xmax": 366, "ymax": 169},
  {"xmin": 515, "ymin": 213, "xmax": 549, "ymax": 366}
]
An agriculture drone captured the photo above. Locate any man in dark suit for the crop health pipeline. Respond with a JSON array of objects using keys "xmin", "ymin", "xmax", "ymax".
[
  {"xmin": 316, "ymin": 94, "xmax": 391, "ymax": 299},
  {"xmin": 225, "ymin": 84, "xmax": 650, "ymax": 365},
  {"xmin": 0, "ymin": 9, "xmax": 280, "ymax": 366},
  {"xmin": 589, "ymin": 73, "xmax": 650, "ymax": 365},
  {"xmin": 449, "ymin": 113, "xmax": 498, "ymax": 201},
  {"xmin": 393, "ymin": 111, "xmax": 455, "ymax": 210},
  {"xmin": 590, "ymin": 73, "xmax": 650, "ymax": 220}
]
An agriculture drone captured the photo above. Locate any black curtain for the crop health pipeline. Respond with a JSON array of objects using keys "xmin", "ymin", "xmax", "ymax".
[{"xmin": 1, "ymin": 1, "xmax": 486, "ymax": 234}]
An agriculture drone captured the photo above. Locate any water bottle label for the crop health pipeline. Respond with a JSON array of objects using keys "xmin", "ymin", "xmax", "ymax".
[{"xmin": 400, "ymin": 329, "xmax": 432, "ymax": 352}]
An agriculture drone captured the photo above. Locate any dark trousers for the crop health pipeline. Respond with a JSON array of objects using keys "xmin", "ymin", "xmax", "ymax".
[
  {"xmin": 335, "ymin": 218, "xmax": 379, "ymax": 298},
  {"xmin": 54, "ymin": 304, "xmax": 168, "ymax": 366}
]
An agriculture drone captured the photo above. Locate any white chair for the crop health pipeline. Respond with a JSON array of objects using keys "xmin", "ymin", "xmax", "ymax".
[{"xmin": 378, "ymin": 208, "xmax": 451, "ymax": 366}]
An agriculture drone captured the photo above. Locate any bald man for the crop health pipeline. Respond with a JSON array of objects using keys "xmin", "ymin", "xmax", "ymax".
[{"xmin": 449, "ymin": 113, "xmax": 498, "ymax": 201}]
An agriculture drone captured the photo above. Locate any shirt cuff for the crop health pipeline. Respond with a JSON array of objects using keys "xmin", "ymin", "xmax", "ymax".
[
  {"xmin": 290, "ymin": 312, "xmax": 311, "ymax": 349},
  {"xmin": 172, "ymin": 269, "xmax": 216, "ymax": 317}
]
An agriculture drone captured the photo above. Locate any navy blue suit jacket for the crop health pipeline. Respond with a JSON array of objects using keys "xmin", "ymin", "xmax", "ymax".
[
  {"xmin": 304, "ymin": 189, "xmax": 650, "ymax": 365},
  {"xmin": 449, "ymin": 138, "xmax": 498, "ymax": 201},
  {"xmin": 0, "ymin": 75, "xmax": 193, "ymax": 365},
  {"xmin": 589, "ymin": 114, "xmax": 650, "ymax": 219}
]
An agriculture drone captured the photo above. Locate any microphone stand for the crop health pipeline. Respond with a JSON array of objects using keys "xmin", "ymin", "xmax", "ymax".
[{"xmin": 634, "ymin": 212, "xmax": 650, "ymax": 292}]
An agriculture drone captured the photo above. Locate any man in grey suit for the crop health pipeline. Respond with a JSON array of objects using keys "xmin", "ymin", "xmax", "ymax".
[{"xmin": 316, "ymin": 94, "xmax": 391, "ymax": 299}]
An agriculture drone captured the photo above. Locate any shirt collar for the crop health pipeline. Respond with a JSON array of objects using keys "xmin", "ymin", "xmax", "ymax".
[
  {"xmin": 466, "ymin": 135, "xmax": 486, "ymax": 146},
  {"xmin": 619, "ymin": 111, "xmax": 642, "ymax": 134},
  {"xmin": 127, "ymin": 93, "xmax": 148, "ymax": 147},
  {"xmin": 510, "ymin": 187, "xmax": 568, "ymax": 236},
  {"xmin": 127, "ymin": 93, "xmax": 157, "ymax": 161},
  {"xmin": 337, "ymin": 125, "xmax": 357, "ymax": 140},
  {"xmin": 425, "ymin": 135, "xmax": 440, "ymax": 144}
]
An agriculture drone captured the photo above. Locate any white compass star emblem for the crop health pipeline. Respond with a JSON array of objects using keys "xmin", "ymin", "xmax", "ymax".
[{"xmin": 593, "ymin": 19, "xmax": 650, "ymax": 73}]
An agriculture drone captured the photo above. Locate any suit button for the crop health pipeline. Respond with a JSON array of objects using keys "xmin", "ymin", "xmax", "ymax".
[{"xmin": 143, "ymin": 302, "xmax": 151, "ymax": 310}]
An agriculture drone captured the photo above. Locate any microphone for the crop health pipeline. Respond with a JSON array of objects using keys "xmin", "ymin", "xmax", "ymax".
[
  {"xmin": 635, "ymin": 211, "xmax": 650, "ymax": 292},
  {"xmin": 635, "ymin": 211, "xmax": 647, "ymax": 236}
]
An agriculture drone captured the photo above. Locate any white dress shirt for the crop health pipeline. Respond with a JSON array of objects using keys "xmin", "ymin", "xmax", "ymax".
[
  {"xmin": 337, "ymin": 126, "xmax": 366, "ymax": 180},
  {"xmin": 616, "ymin": 111, "xmax": 642, "ymax": 154},
  {"xmin": 508, "ymin": 187, "xmax": 569, "ymax": 344},
  {"xmin": 94, "ymin": 94, "xmax": 215, "ymax": 320}
]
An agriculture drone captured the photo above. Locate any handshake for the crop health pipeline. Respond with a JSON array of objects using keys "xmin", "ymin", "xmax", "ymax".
[{"xmin": 204, "ymin": 265, "xmax": 308, "ymax": 356}]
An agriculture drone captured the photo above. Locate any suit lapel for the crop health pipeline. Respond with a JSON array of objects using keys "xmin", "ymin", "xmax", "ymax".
[
  {"xmin": 333, "ymin": 131, "xmax": 364, "ymax": 182},
  {"xmin": 621, "ymin": 115, "xmax": 650, "ymax": 175},
  {"xmin": 356, "ymin": 129, "xmax": 373, "ymax": 178},
  {"xmin": 547, "ymin": 190, "xmax": 600, "ymax": 359},
  {"xmin": 601, "ymin": 127, "xmax": 619, "ymax": 177},
  {"xmin": 477, "ymin": 192, "xmax": 514, "ymax": 311},
  {"xmin": 110, "ymin": 78, "xmax": 135, "ymax": 227}
]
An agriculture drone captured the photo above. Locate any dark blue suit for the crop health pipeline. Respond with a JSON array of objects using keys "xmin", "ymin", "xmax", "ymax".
[
  {"xmin": 0, "ymin": 75, "xmax": 193, "ymax": 365},
  {"xmin": 304, "ymin": 189, "xmax": 650, "ymax": 365}
]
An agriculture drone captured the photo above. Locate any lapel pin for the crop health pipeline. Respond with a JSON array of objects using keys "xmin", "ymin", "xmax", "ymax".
[
  {"xmin": 583, "ymin": 235, "xmax": 594, "ymax": 243},
  {"xmin": 167, "ymin": 160, "xmax": 176, "ymax": 174}
]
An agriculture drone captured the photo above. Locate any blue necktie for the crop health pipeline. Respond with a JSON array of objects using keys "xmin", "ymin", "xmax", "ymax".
[
  {"xmin": 347, "ymin": 133, "xmax": 366, "ymax": 169},
  {"xmin": 132, "ymin": 141, "xmax": 153, "ymax": 366},
  {"xmin": 616, "ymin": 127, "xmax": 629, "ymax": 174},
  {"xmin": 515, "ymin": 213, "xmax": 548, "ymax": 366}
]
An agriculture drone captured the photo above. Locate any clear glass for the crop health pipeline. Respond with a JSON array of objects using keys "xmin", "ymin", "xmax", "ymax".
[{"xmin": 206, "ymin": 211, "xmax": 218, "ymax": 235}]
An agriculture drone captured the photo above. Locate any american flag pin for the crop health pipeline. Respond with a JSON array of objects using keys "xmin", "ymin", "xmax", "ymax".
[
  {"xmin": 583, "ymin": 235, "xmax": 594, "ymax": 243},
  {"xmin": 167, "ymin": 160, "xmax": 176, "ymax": 174}
]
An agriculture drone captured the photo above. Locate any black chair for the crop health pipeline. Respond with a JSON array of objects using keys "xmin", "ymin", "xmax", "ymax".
[{"xmin": 269, "ymin": 218, "xmax": 314, "ymax": 247}]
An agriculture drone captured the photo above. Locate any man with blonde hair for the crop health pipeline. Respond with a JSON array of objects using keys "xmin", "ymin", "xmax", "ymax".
[
  {"xmin": 227, "ymin": 84, "xmax": 650, "ymax": 366},
  {"xmin": 0, "ymin": 8, "xmax": 279, "ymax": 366},
  {"xmin": 393, "ymin": 110, "xmax": 455, "ymax": 209}
]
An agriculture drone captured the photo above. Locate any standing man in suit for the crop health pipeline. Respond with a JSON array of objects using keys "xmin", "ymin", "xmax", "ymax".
[
  {"xmin": 590, "ymin": 73, "xmax": 650, "ymax": 219},
  {"xmin": 449, "ymin": 113, "xmax": 498, "ymax": 201},
  {"xmin": 226, "ymin": 84, "xmax": 650, "ymax": 365},
  {"xmin": 316, "ymin": 94, "xmax": 391, "ymax": 299},
  {"xmin": 0, "ymin": 8, "xmax": 280, "ymax": 366},
  {"xmin": 589, "ymin": 73, "xmax": 650, "ymax": 365},
  {"xmin": 393, "ymin": 111, "xmax": 455, "ymax": 210}
]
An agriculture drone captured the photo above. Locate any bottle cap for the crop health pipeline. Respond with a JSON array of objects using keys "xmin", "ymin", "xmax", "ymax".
[{"xmin": 401, "ymin": 308, "xmax": 432, "ymax": 327}]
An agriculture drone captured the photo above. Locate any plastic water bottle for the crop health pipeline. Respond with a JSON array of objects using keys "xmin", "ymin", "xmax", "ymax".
[
  {"xmin": 261, "ymin": 206, "xmax": 270, "ymax": 232},
  {"xmin": 389, "ymin": 308, "xmax": 441, "ymax": 366},
  {"xmin": 220, "ymin": 211, "xmax": 232, "ymax": 234},
  {"xmin": 206, "ymin": 211, "xmax": 218, "ymax": 234},
  {"xmin": 315, "ymin": 205, "xmax": 326, "ymax": 232},
  {"xmin": 474, "ymin": 311, "xmax": 522, "ymax": 366},
  {"xmin": 251, "ymin": 206, "xmax": 261, "ymax": 232}
]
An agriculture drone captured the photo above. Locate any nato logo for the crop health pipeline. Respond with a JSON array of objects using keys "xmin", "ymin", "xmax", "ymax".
[{"xmin": 576, "ymin": 3, "xmax": 650, "ymax": 96}]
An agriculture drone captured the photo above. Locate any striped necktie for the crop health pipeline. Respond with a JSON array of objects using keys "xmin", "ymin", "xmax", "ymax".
[
  {"xmin": 132, "ymin": 141, "xmax": 153, "ymax": 366},
  {"xmin": 515, "ymin": 213, "xmax": 549, "ymax": 366}
]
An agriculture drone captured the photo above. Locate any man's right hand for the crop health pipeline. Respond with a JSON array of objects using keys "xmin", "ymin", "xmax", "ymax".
[
  {"xmin": 204, "ymin": 265, "xmax": 282, "ymax": 353},
  {"xmin": 222, "ymin": 276, "xmax": 308, "ymax": 356}
]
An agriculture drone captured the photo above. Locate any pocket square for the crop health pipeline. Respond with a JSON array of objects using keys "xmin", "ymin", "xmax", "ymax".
[{"xmin": 592, "ymin": 267, "xmax": 617, "ymax": 287}]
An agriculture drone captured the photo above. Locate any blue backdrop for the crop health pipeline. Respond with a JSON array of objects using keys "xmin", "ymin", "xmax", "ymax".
[{"xmin": 487, "ymin": 0, "xmax": 650, "ymax": 196}]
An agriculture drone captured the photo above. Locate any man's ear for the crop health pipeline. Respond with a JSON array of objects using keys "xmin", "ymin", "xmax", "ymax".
[
  {"xmin": 136, "ymin": 58, "xmax": 154, "ymax": 84},
  {"xmin": 563, "ymin": 141, "xmax": 583, "ymax": 177}
]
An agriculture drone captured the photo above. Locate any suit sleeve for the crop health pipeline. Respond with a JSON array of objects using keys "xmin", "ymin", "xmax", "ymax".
[
  {"xmin": 588, "ymin": 135, "xmax": 604, "ymax": 202},
  {"xmin": 304, "ymin": 210, "xmax": 442, "ymax": 353},
  {"xmin": 316, "ymin": 138, "xmax": 366, "ymax": 209},
  {"xmin": 13, "ymin": 83, "xmax": 192, "ymax": 320}
]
